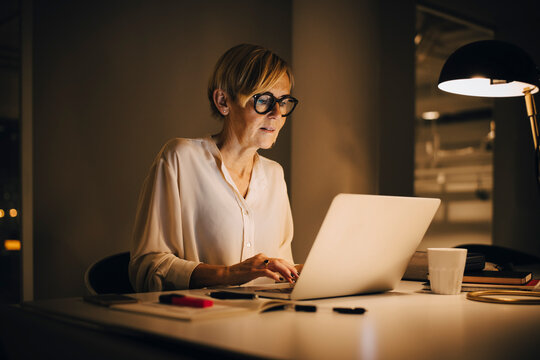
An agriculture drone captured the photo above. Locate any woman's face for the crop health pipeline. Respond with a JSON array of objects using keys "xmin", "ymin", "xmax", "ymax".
[{"xmin": 226, "ymin": 74, "xmax": 291, "ymax": 150}]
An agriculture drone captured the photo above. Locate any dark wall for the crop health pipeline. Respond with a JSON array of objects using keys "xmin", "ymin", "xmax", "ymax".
[
  {"xmin": 31, "ymin": 0, "xmax": 540, "ymax": 300},
  {"xmin": 33, "ymin": 0, "xmax": 292, "ymax": 299},
  {"xmin": 291, "ymin": 0, "xmax": 415, "ymax": 262},
  {"xmin": 492, "ymin": 2, "xmax": 540, "ymax": 258}
]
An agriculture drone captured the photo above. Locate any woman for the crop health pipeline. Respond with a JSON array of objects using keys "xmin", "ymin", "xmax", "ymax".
[{"xmin": 129, "ymin": 44, "xmax": 300, "ymax": 292}]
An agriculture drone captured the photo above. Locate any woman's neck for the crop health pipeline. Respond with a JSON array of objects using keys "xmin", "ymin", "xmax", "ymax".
[{"xmin": 213, "ymin": 129, "xmax": 257, "ymax": 183}]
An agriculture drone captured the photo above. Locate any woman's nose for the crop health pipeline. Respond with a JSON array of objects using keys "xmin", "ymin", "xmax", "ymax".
[{"xmin": 268, "ymin": 102, "xmax": 283, "ymax": 118}]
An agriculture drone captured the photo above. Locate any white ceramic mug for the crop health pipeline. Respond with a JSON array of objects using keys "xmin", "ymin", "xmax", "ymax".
[{"xmin": 427, "ymin": 248, "xmax": 468, "ymax": 295}]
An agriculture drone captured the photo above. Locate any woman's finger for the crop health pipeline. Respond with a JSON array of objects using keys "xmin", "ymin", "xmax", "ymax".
[
  {"xmin": 262, "ymin": 269, "xmax": 281, "ymax": 282},
  {"xmin": 259, "ymin": 259, "xmax": 289, "ymax": 282},
  {"xmin": 275, "ymin": 258, "xmax": 299, "ymax": 278},
  {"xmin": 227, "ymin": 254, "xmax": 299, "ymax": 285},
  {"xmin": 267, "ymin": 259, "xmax": 297, "ymax": 283},
  {"xmin": 271, "ymin": 262, "xmax": 293, "ymax": 283}
]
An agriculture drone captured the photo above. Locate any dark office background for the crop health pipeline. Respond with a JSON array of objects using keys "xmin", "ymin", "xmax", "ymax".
[
  {"xmin": 0, "ymin": 0, "xmax": 539, "ymax": 301},
  {"xmin": 1, "ymin": 0, "xmax": 21, "ymax": 303}
]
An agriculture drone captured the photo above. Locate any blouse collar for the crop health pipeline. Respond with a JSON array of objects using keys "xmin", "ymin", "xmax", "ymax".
[{"xmin": 202, "ymin": 136, "xmax": 268, "ymax": 199}]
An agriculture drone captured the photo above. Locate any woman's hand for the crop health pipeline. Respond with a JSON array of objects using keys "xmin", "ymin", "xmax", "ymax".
[
  {"xmin": 189, "ymin": 253, "xmax": 299, "ymax": 289},
  {"xmin": 225, "ymin": 253, "xmax": 299, "ymax": 286}
]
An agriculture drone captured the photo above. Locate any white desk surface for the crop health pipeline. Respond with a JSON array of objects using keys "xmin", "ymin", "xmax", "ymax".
[{"xmin": 22, "ymin": 281, "xmax": 540, "ymax": 360}]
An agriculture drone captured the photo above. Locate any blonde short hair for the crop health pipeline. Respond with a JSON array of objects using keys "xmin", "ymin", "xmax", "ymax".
[{"xmin": 208, "ymin": 44, "xmax": 294, "ymax": 118}]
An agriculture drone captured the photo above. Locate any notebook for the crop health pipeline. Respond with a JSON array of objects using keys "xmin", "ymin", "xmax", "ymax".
[{"xmin": 227, "ymin": 193, "xmax": 440, "ymax": 300}]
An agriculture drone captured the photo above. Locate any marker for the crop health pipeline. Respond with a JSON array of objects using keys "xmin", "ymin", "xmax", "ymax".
[{"xmin": 159, "ymin": 294, "xmax": 213, "ymax": 308}]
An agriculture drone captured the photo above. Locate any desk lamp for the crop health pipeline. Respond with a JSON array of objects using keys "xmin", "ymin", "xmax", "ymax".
[{"xmin": 438, "ymin": 40, "xmax": 540, "ymax": 185}]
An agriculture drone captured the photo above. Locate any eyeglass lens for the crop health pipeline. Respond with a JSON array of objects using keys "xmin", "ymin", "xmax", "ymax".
[{"xmin": 254, "ymin": 93, "xmax": 297, "ymax": 116}]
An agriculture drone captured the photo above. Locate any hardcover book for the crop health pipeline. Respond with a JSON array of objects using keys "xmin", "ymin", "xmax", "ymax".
[
  {"xmin": 462, "ymin": 271, "xmax": 532, "ymax": 285},
  {"xmin": 423, "ymin": 279, "xmax": 540, "ymax": 292}
]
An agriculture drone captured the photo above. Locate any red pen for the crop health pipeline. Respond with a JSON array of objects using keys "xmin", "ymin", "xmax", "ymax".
[{"xmin": 159, "ymin": 294, "xmax": 213, "ymax": 308}]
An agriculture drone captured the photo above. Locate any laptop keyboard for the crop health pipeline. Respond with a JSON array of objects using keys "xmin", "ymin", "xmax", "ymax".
[
  {"xmin": 259, "ymin": 286, "xmax": 294, "ymax": 294},
  {"xmin": 240, "ymin": 283, "xmax": 295, "ymax": 294}
]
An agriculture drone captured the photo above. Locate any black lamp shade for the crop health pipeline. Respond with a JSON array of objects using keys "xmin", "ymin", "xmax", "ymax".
[{"xmin": 438, "ymin": 40, "xmax": 539, "ymax": 97}]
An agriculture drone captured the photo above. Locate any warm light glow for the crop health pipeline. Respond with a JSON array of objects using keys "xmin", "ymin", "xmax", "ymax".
[
  {"xmin": 422, "ymin": 111, "xmax": 440, "ymax": 120},
  {"xmin": 4, "ymin": 240, "xmax": 21, "ymax": 251},
  {"xmin": 9, "ymin": 209, "xmax": 18, "ymax": 217},
  {"xmin": 439, "ymin": 78, "xmax": 539, "ymax": 97},
  {"xmin": 0, "ymin": 209, "xmax": 4, "ymax": 218}
]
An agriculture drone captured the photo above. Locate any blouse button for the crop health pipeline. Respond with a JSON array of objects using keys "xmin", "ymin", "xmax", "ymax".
[{"xmin": 246, "ymin": 243, "xmax": 252, "ymax": 248}]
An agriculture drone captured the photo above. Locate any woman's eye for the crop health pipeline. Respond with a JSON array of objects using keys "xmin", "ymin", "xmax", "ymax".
[
  {"xmin": 279, "ymin": 99, "xmax": 291, "ymax": 106},
  {"xmin": 257, "ymin": 98, "xmax": 271, "ymax": 105}
]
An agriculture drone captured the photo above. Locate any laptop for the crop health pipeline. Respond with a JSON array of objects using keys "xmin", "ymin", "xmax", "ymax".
[{"xmin": 227, "ymin": 193, "xmax": 440, "ymax": 300}]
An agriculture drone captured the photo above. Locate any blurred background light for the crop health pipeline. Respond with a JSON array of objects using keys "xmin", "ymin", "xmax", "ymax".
[{"xmin": 4, "ymin": 240, "xmax": 21, "ymax": 251}]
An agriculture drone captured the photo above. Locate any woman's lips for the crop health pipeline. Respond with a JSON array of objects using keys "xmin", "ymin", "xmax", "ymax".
[{"xmin": 260, "ymin": 127, "xmax": 275, "ymax": 133}]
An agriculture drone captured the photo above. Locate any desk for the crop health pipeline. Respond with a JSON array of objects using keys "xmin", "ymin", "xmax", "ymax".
[{"xmin": 2, "ymin": 281, "xmax": 539, "ymax": 359}]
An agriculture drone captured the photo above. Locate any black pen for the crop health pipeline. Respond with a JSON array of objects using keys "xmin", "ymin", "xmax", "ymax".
[
  {"xmin": 295, "ymin": 304, "xmax": 317, "ymax": 312},
  {"xmin": 208, "ymin": 291, "xmax": 258, "ymax": 300},
  {"xmin": 333, "ymin": 307, "xmax": 366, "ymax": 314}
]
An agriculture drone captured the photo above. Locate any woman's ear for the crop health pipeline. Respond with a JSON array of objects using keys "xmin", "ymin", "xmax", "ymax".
[{"xmin": 213, "ymin": 89, "xmax": 230, "ymax": 116}]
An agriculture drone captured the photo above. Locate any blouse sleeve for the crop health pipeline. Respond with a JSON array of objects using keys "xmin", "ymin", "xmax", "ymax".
[{"xmin": 129, "ymin": 149, "xmax": 200, "ymax": 292}]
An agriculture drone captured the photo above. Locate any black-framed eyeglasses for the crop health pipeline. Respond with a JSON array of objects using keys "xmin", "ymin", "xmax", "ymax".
[{"xmin": 253, "ymin": 92, "xmax": 299, "ymax": 117}]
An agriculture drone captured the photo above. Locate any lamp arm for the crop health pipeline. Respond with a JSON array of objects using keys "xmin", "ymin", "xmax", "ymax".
[
  {"xmin": 523, "ymin": 89, "xmax": 539, "ymax": 150},
  {"xmin": 524, "ymin": 89, "xmax": 540, "ymax": 187}
]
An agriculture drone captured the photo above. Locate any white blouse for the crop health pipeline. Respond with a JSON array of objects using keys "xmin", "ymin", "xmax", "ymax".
[{"xmin": 129, "ymin": 137, "xmax": 294, "ymax": 292}]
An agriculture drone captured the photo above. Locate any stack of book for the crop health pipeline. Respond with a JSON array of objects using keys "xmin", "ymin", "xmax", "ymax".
[
  {"xmin": 460, "ymin": 271, "xmax": 540, "ymax": 292},
  {"xmin": 404, "ymin": 251, "xmax": 486, "ymax": 281}
]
